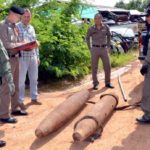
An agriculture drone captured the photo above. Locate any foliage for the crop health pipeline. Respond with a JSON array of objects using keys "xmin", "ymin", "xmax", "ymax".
[
  {"xmin": 0, "ymin": 1, "xmax": 9, "ymax": 20},
  {"xmin": 115, "ymin": 0, "xmax": 147, "ymax": 11},
  {"xmin": 10, "ymin": 0, "xmax": 39, "ymax": 7},
  {"xmin": 31, "ymin": 0, "xmax": 91, "ymax": 80},
  {"xmin": 97, "ymin": 51, "xmax": 136, "ymax": 71},
  {"xmin": 115, "ymin": 0, "xmax": 127, "ymax": 9},
  {"xmin": 110, "ymin": 51, "xmax": 136, "ymax": 68}
]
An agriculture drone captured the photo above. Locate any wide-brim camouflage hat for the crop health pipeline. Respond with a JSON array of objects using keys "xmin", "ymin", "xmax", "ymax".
[{"xmin": 10, "ymin": 5, "xmax": 24, "ymax": 15}]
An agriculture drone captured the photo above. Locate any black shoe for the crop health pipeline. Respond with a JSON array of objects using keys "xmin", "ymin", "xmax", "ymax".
[
  {"xmin": 136, "ymin": 116, "xmax": 150, "ymax": 124},
  {"xmin": 0, "ymin": 117, "xmax": 17, "ymax": 123},
  {"xmin": 0, "ymin": 140, "xmax": 6, "ymax": 147},
  {"xmin": 11, "ymin": 110, "xmax": 28, "ymax": 116},
  {"xmin": 93, "ymin": 84, "xmax": 99, "ymax": 90},
  {"xmin": 105, "ymin": 83, "xmax": 114, "ymax": 89}
]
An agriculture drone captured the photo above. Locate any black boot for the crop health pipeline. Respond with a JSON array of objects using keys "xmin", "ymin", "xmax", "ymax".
[
  {"xmin": 0, "ymin": 117, "xmax": 17, "ymax": 123},
  {"xmin": 93, "ymin": 83, "xmax": 99, "ymax": 90},
  {"xmin": 105, "ymin": 83, "xmax": 114, "ymax": 89},
  {"xmin": 0, "ymin": 140, "xmax": 6, "ymax": 147},
  {"xmin": 136, "ymin": 116, "xmax": 150, "ymax": 124}
]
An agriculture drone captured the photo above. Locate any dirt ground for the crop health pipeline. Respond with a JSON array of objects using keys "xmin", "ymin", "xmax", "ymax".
[{"xmin": 0, "ymin": 60, "xmax": 148, "ymax": 150}]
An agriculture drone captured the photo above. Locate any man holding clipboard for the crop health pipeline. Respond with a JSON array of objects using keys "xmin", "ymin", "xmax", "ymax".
[{"xmin": 0, "ymin": 5, "xmax": 28, "ymax": 123}]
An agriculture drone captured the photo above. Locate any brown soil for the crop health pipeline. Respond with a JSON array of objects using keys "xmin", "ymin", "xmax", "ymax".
[{"xmin": 1, "ymin": 60, "xmax": 147, "ymax": 150}]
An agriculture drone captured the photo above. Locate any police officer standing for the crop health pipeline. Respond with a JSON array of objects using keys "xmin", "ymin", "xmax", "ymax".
[
  {"xmin": 86, "ymin": 13, "xmax": 114, "ymax": 90},
  {"xmin": 0, "ymin": 5, "xmax": 28, "ymax": 124},
  {"xmin": 136, "ymin": 4, "xmax": 150, "ymax": 123},
  {"xmin": 0, "ymin": 39, "xmax": 15, "ymax": 147}
]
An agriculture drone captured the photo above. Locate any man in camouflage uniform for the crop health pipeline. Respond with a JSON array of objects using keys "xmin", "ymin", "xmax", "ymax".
[
  {"xmin": 86, "ymin": 13, "xmax": 114, "ymax": 90},
  {"xmin": 0, "ymin": 39, "xmax": 15, "ymax": 147},
  {"xmin": 0, "ymin": 5, "xmax": 28, "ymax": 124}
]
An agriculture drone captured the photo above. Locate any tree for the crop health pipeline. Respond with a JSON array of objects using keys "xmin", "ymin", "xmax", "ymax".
[
  {"xmin": 115, "ymin": 0, "xmax": 127, "ymax": 9},
  {"xmin": 12, "ymin": 0, "xmax": 39, "ymax": 7},
  {"xmin": 31, "ymin": 0, "xmax": 91, "ymax": 80},
  {"xmin": 115, "ymin": 0, "xmax": 147, "ymax": 11},
  {"xmin": 126, "ymin": 0, "xmax": 147, "ymax": 11}
]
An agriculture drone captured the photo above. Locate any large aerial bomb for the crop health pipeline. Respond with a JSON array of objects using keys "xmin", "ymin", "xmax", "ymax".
[
  {"xmin": 73, "ymin": 93, "xmax": 118, "ymax": 142},
  {"xmin": 35, "ymin": 89, "xmax": 90, "ymax": 138}
]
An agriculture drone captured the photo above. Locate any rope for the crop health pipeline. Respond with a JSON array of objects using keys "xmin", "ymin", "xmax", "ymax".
[
  {"xmin": 115, "ymin": 102, "xmax": 141, "ymax": 111},
  {"xmin": 74, "ymin": 115, "xmax": 102, "ymax": 131}
]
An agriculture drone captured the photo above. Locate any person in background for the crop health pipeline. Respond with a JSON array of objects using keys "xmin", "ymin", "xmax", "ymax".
[
  {"xmin": 0, "ymin": 5, "xmax": 28, "ymax": 124},
  {"xmin": 142, "ymin": 4, "xmax": 150, "ymax": 57},
  {"xmin": 136, "ymin": 4, "xmax": 150, "ymax": 123},
  {"xmin": 0, "ymin": 39, "xmax": 15, "ymax": 147},
  {"xmin": 17, "ymin": 8, "xmax": 40, "ymax": 109},
  {"xmin": 86, "ymin": 13, "xmax": 114, "ymax": 90}
]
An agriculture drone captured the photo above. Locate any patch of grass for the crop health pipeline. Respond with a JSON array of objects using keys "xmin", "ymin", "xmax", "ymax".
[
  {"xmin": 98, "ymin": 50, "xmax": 137, "ymax": 70},
  {"xmin": 110, "ymin": 51, "xmax": 137, "ymax": 68}
]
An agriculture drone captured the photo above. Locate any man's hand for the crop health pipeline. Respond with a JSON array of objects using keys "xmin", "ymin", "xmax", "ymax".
[
  {"xmin": 38, "ymin": 59, "xmax": 40, "ymax": 65},
  {"xmin": 36, "ymin": 40, "xmax": 40, "ymax": 47},
  {"xmin": 8, "ymin": 83, "xmax": 15, "ymax": 96},
  {"xmin": 15, "ymin": 41, "xmax": 29, "ymax": 47},
  {"xmin": 140, "ymin": 65, "xmax": 148, "ymax": 76}
]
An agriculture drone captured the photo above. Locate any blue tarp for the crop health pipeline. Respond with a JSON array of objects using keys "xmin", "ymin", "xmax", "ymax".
[{"xmin": 80, "ymin": 6, "xmax": 98, "ymax": 19}]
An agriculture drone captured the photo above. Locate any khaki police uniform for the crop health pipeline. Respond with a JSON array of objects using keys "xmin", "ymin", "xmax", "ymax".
[
  {"xmin": 0, "ymin": 19, "xmax": 20, "ymax": 118},
  {"xmin": 86, "ymin": 24, "xmax": 111, "ymax": 86}
]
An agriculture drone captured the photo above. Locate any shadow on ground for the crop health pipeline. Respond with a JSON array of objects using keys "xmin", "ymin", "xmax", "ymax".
[
  {"xmin": 88, "ymin": 86, "xmax": 107, "ymax": 99},
  {"xmin": 0, "ymin": 130, "xmax": 4, "ymax": 139},
  {"xmin": 69, "ymin": 141, "xmax": 90, "ymax": 150},
  {"xmin": 111, "ymin": 124, "xmax": 150, "ymax": 150},
  {"xmin": 29, "ymin": 103, "xmax": 88, "ymax": 150},
  {"xmin": 128, "ymin": 81, "xmax": 143, "ymax": 105}
]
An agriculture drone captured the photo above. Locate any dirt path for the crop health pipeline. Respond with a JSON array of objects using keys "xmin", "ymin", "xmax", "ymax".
[{"xmin": 1, "ymin": 60, "xmax": 148, "ymax": 150}]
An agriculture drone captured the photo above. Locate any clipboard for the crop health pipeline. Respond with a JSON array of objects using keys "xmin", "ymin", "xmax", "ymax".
[{"xmin": 12, "ymin": 41, "xmax": 38, "ymax": 51}]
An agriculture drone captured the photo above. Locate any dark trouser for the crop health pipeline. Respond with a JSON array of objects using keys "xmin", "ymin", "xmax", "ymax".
[
  {"xmin": 0, "ymin": 57, "xmax": 20, "ymax": 118},
  {"xmin": 141, "ymin": 66, "xmax": 150, "ymax": 119},
  {"xmin": 91, "ymin": 47, "xmax": 111, "ymax": 86}
]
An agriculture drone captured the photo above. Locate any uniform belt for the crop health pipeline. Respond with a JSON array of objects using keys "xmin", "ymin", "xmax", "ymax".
[
  {"xmin": 0, "ymin": 77, "xmax": 2, "ymax": 85},
  {"xmin": 92, "ymin": 44, "xmax": 107, "ymax": 48},
  {"xmin": 9, "ymin": 52, "xmax": 21, "ymax": 58},
  {"xmin": 9, "ymin": 54, "xmax": 19, "ymax": 58}
]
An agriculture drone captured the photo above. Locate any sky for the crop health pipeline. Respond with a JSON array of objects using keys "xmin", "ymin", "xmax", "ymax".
[
  {"xmin": 57, "ymin": 0, "xmax": 131, "ymax": 7},
  {"xmin": 88, "ymin": 0, "xmax": 130, "ymax": 7}
]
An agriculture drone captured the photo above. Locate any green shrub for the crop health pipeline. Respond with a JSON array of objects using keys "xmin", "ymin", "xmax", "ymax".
[{"xmin": 31, "ymin": 0, "xmax": 91, "ymax": 80}]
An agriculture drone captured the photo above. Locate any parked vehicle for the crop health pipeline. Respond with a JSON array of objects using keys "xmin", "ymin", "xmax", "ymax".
[
  {"xmin": 111, "ymin": 31, "xmax": 130, "ymax": 53},
  {"xmin": 110, "ymin": 40, "xmax": 125, "ymax": 53},
  {"xmin": 110, "ymin": 27, "xmax": 136, "ymax": 49}
]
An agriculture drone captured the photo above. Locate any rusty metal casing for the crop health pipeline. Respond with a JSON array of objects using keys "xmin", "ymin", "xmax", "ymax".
[
  {"xmin": 35, "ymin": 89, "xmax": 90, "ymax": 138},
  {"xmin": 73, "ymin": 93, "xmax": 118, "ymax": 141}
]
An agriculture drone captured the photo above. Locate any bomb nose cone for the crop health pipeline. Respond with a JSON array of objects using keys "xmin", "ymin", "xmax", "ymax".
[{"xmin": 35, "ymin": 129, "xmax": 43, "ymax": 138}]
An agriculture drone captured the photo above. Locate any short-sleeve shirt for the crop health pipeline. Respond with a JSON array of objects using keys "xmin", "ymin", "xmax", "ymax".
[
  {"xmin": 17, "ymin": 22, "xmax": 39, "ymax": 58},
  {"xmin": 0, "ymin": 18, "xmax": 20, "ymax": 55},
  {"xmin": 86, "ymin": 24, "xmax": 111, "ymax": 49}
]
